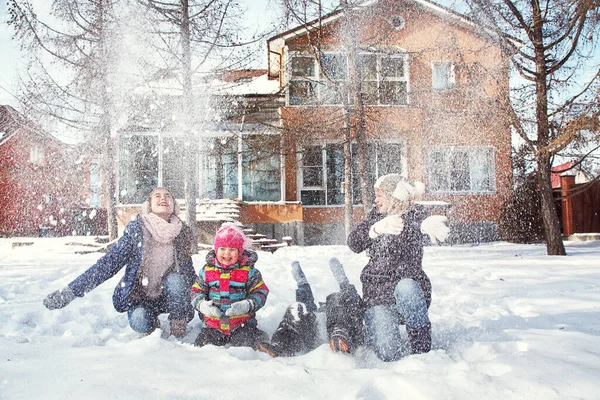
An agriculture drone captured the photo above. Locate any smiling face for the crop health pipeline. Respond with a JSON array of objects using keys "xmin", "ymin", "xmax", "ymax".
[
  {"xmin": 216, "ymin": 246, "xmax": 240, "ymax": 267},
  {"xmin": 149, "ymin": 188, "xmax": 174, "ymax": 221},
  {"xmin": 374, "ymin": 188, "xmax": 392, "ymax": 214}
]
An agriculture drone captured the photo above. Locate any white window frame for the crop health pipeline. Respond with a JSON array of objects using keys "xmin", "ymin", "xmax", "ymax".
[
  {"xmin": 432, "ymin": 61, "xmax": 456, "ymax": 91},
  {"xmin": 358, "ymin": 52, "xmax": 409, "ymax": 106},
  {"xmin": 427, "ymin": 146, "xmax": 496, "ymax": 194},
  {"xmin": 29, "ymin": 145, "xmax": 45, "ymax": 166},
  {"xmin": 286, "ymin": 50, "xmax": 409, "ymax": 106},
  {"xmin": 298, "ymin": 140, "xmax": 406, "ymax": 206}
]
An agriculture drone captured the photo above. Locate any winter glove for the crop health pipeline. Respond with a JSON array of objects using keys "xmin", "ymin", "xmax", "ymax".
[
  {"xmin": 369, "ymin": 215, "xmax": 405, "ymax": 238},
  {"xmin": 198, "ymin": 300, "xmax": 222, "ymax": 318},
  {"xmin": 43, "ymin": 287, "xmax": 76, "ymax": 310},
  {"xmin": 421, "ymin": 215, "xmax": 450, "ymax": 244},
  {"xmin": 225, "ymin": 300, "xmax": 253, "ymax": 316}
]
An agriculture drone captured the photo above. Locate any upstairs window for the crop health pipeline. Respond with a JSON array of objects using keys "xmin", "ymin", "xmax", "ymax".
[
  {"xmin": 29, "ymin": 145, "xmax": 45, "ymax": 166},
  {"xmin": 358, "ymin": 53, "xmax": 408, "ymax": 105},
  {"xmin": 289, "ymin": 56, "xmax": 318, "ymax": 105},
  {"xmin": 432, "ymin": 61, "xmax": 455, "ymax": 90},
  {"xmin": 288, "ymin": 51, "xmax": 408, "ymax": 106},
  {"xmin": 428, "ymin": 146, "xmax": 495, "ymax": 193}
]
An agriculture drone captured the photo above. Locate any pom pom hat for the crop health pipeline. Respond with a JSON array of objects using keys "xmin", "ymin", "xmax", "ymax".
[
  {"xmin": 214, "ymin": 223, "xmax": 252, "ymax": 254},
  {"xmin": 374, "ymin": 174, "xmax": 425, "ymax": 201}
]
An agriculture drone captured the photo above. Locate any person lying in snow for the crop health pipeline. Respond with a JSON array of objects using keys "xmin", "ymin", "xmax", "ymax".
[
  {"xmin": 43, "ymin": 187, "xmax": 196, "ymax": 339},
  {"xmin": 348, "ymin": 173, "xmax": 449, "ymax": 360},
  {"xmin": 257, "ymin": 174, "xmax": 449, "ymax": 360},
  {"xmin": 191, "ymin": 224, "xmax": 270, "ymax": 348},
  {"xmin": 256, "ymin": 258, "xmax": 364, "ymax": 357}
]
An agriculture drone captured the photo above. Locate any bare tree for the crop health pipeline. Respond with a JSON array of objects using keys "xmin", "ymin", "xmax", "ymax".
[
  {"xmin": 466, "ymin": 0, "xmax": 600, "ymax": 255},
  {"xmin": 136, "ymin": 0, "xmax": 269, "ymax": 248},
  {"xmin": 9, "ymin": 0, "xmax": 122, "ymax": 240}
]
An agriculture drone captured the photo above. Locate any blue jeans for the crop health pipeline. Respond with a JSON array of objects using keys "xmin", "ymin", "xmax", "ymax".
[
  {"xmin": 127, "ymin": 273, "xmax": 192, "ymax": 334},
  {"xmin": 364, "ymin": 279, "xmax": 430, "ymax": 361}
]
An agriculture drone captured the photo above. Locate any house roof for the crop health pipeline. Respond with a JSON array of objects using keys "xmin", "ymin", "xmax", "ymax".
[
  {"xmin": 268, "ymin": 0, "xmax": 476, "ymax": 43},
  {"xmin": 551, "ymin": 161, "xmax": 590, "ymax": 189},
  {"xmin": 266, "ymin": 0, "xmax": 517, "ymax": 78},
  {"xmin": 212, "ymin": 72, "xmax": 281, "ymax": 96},
  {"xmin": 0, "ymin": 104, "xmax": 64, "ymax": 148},
  {"xmin": 0, "ymin": 105, "xmax": 25, "ymax": 146}
]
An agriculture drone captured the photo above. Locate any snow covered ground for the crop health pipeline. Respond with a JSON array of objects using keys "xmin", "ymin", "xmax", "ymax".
[{"xmin": 1, "ymin": 237, "xmax": 600, "ymax": 399}]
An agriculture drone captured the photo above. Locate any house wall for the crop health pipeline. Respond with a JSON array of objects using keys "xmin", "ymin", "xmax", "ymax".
[
  {"xmin": 0, "ymin": 129, "xmax": 83, "ymax": 237},
  {"xmin": 277, "ymin": 1, "xmax": 513, "ymax": 244}
]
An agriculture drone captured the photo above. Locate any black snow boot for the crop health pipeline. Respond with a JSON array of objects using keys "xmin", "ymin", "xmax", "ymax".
[
  {"xmin": 258, "ymin": 302, "xmax": 318, "ymax": 357},
  {"xmin": 407, "ymin": 323, "xmax": 432, "ymax": 354}
]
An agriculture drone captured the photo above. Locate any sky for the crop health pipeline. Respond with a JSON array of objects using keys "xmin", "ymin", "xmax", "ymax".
[
  {"xmin": 0, "ymin": 0, "xmax": 279, "ymax": 109},
  {"xmin": 1, "ymin": 236, "xmax": 599, "ymax": 399}
]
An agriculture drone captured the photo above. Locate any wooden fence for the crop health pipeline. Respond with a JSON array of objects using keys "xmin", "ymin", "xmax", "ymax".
[{"xmin": 558, "ymin": 175, "xmax": 600, "ymax": 235}]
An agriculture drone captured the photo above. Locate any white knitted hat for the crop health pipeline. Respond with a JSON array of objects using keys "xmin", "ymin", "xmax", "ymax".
[{"xmin": 374, "ymin": 174, "xmax": 425, "ymax": 201}]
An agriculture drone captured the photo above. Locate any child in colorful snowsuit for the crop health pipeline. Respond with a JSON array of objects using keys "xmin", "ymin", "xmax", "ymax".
[
  {"xmin": 43, "ymin": 187, "xmax": 196, "ymax": 338},
  {"xmin": 347, "ymin": 173, "xmax": 449, "ymax": 360},
  {"xmin": 256, "ymin": 257, "xmax": 364, "ymax": 357},
  {"xmin": 191, "ymin": 224, "xmax": 269, "ymax": 348}
]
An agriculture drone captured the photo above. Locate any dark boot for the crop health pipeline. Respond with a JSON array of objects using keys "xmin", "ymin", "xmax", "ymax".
[
  {"xmin": 260, "ymin": 302, "xmax": 318, "ymax": 357},
  {"xmin": 407, "ymin": 323, "xmax": 431, "ymax": 354}
]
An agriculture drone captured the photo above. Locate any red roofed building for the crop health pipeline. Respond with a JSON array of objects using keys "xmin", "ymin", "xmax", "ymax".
[{"xmin": 0, "ymin": 105, "xmax": 85, "ymax": 236}]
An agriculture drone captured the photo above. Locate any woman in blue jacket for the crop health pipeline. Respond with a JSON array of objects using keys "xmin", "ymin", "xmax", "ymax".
[{"xmin": 43, "ymin": 187, "xmax": 196, "ymax": 338}]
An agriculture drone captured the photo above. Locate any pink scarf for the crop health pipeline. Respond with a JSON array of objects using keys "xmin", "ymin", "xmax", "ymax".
[{"xmin": 140, "ymin": 213, "xmax": 183, "ymax": 244}]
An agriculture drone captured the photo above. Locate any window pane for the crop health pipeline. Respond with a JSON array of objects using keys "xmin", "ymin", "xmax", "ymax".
[
  {"xmin": 291, "ymin": 56, "xmax": 315, "ymax": 78},
  {"xmin": 433, "ymin": 62, "xmax": 453, "ymax": 90},
  {"xmin": 326, "ymin": 143, "xmax": 345, "ymax": 205},
  {"xmin": 162, "ymin": 137, "xmax": 187, "ymax": 199},
  {"xmin": 380, "ymin": 81, "xmax": 407, "ymax": 105},
  {"xmin": 289, "ymin": 81, "xmax": 316, "ymax": 105},
  {"xmin": 302, "ymin": 146, "xmax": 322, "ymax": 166},
  {"xmin": 89, "ymin": 160, "xmax": 102, "ymax": 207},
  {"xmin": 301, "ymin": 190, "xmax": 326, "ymax": 205},
  {"xmin": 321, "ymin": 53, "xmax": 347, "ymax": 80},
  {"xmin": 351, "ymin": 143, "xmax": 376, "ymax": 204},
  {"xmin": 376, "ymin": 142, "xmax": 403, "ymax": 175},
  {"xmin": 222, "ymin": 141, "xmax": 238, "ymax": 198},
  {"xmin": 471, "ymin": 148, "xmax": 494, "ymax": 191},
  {"xmin": 429, "ymin": 152, "xmax": 447, "ymax": 191},
  {"xmin": 321, "ymin": 81, "xmax": 343, "ymax": 105},
  {"xmin": 381, "ymin": 56, "xmax": 405, "ymax": 79},
  {"xmin": 450, "ymin": 151, "xmax": 470, "ymax": 191},
  {"xmin": 357, "ymin": 54, "xmax": 377, "ymax": 80},
  {"xmin": 119, "ymin": 135, "xmax": 158, "ymax": 204},
  {"xmin": 361, "ymin": 81, "xmax": 378, "ymax": 105},
  {"xmin": 241, "ymin": 135, "xmax": 281, "ymax": 201},
  {"xmin": 303, "ymin": 167, "xmax": 323, "ymax": 187}
]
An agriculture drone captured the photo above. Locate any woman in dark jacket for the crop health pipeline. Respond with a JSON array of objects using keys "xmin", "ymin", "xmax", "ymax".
[
  {"xmin": 348, "ymin": 174, "xmax": 447, "ymax": 360},
  {"xmin": 43, "ymin": 187, "xmax": 196, "ymax": 338}
]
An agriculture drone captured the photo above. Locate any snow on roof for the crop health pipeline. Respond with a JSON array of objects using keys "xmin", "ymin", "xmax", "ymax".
[{"xmin": 212, "ymin": 74, "xmax": 281, "ymax": 96}]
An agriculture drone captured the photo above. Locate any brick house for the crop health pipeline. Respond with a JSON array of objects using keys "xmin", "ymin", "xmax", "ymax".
[
  {"xmin": 264, "ymin": 0, "xmax": 514, "ymax": 244},
  {"xmin": 110, "ymin": 0, "xmax": 513, "ymax": 245},
  {"xmin": 0, "ymin": 105, "xmax": 86, "ymax": 236}
]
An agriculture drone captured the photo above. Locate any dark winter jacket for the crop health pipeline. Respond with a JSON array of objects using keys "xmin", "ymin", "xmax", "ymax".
[
  {"xmin": 191, "ymin": 249, "xmax": 269, "ymax": 335},
  {"xmin": 67, "ymin": 215, "xmax": 196, "ymax": 313},
  {"xmin": 347, "ymin": 206, "xmax": 432, "ymax": 308}
]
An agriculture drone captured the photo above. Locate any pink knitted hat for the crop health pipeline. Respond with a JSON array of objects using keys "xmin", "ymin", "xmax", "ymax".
[{"xmin": 214, "ymin": 224, "xmax": 251, "ymax": 254}]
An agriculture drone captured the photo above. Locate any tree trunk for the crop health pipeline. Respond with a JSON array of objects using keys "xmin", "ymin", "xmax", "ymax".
[
  {"xmin": 98, "ymin": 0, "xmax": 118, "ymax": 240},
  {"xmin": 531, "ymin": 5, "xmax": 566, "ymax": 255},
  {"xmin": 343, "ymin": 8, "xmax": 373, "ymax": 214},
  {"xmin": 537, "ymin": 157, "xmax": 566, "ymax": 255},
  {"xmin": 181, "ymin": 0, "xmax": 198, "ymax": 252},
  {"xmin": 343, "ymin": 116, "xmax": 353, "ymax": 237}
]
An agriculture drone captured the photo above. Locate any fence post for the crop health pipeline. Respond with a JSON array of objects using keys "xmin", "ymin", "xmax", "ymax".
[{"xmin": 560, "ymin": 175, "xmax": 576, "ymax": 236}]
